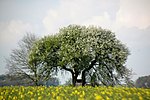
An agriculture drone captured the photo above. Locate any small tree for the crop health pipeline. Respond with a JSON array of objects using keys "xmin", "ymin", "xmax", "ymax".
[
  {"xmin": 6, "ymin": 33, "xmax": 46, "ymax": 85},
  {"xmin": 28, "ymin": 35, "xmax": 60, "ymax": 84}
]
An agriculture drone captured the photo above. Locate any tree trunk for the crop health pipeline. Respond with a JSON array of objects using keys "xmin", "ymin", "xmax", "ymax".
[
  {"xmin": 35, "ymin": 79, "xmax": 38, "ymax": 86},
  {"xmin": 33, "ymin": 71, "xmax": 38, "ymax": 86},
  {"xmin": 72, "ymin": 71, "xmax": 79, "ymax": 86},
  {"xmin": 72, "ymin": 73, "xmax": 76, "ymax": 86},
  {"xmin": 82, "ymin": 71, "xmax": 86, "ymax": 86},
  {"xmin": 81, "ymin": 58, "xmax": 97, "ymax": 86}
]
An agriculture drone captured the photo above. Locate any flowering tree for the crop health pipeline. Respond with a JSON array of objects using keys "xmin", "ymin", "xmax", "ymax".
[{"xmin": 29, "ymin": 25, "xmax": 130, "ymax": 86}]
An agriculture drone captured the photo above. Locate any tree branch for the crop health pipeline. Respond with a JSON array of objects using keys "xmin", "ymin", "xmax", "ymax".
[
  {"xmin": 82, "ymin": 58, "xmax": 97, "ymax": 73},
  {"xmin": 62, "ymin": 66, "xmax": 74, "ymax": 74}
]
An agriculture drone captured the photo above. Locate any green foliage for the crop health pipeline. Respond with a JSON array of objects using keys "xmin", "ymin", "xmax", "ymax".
[
  {"xmin": 29, "ymin": 35, "xmax": 60, "ymax": 81},
  {"xmin": 58, "ymin": 25, "xmax": 130, "ymax": 86},
  {"xmin": 58, "ymin": 25, "xmax": 91, "ymax": 71},
  {"xmin": 29, "ymin": 25, "xmax": 130, "ymax": 86}
]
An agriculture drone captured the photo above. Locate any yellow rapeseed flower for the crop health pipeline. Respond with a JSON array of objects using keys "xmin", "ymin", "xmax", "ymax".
[
  {"xmin": 31, "ymin": 98, "xmax": 35, "ymax": 100},
  {"xmin": 139, "ymin": 96, "xmax": 143, "ymax": 100},
  {"xmin": 0, "ymin": 96, "xmax": 3, "ymax": 100},
  {"xmin": 95, "ymin": 95, "xmax": 103, "ymax": 100},
  {"xmin": 106, "ymin": 96, "xmax": 110, "ymax": 100},
  {"xmin": 12, "ymin": 96, "xmax": 17, "ymax": 100},
  {"xmin": 38, "ymin": 96, "xmax": 42, "ymax": 100},
  {"xmin": 56, "ymin": 96, "xmax": 62, "ymax": 100},
  {"xmin": 20, "ymin": 94, "xmax": 24, "ymax": 98}
]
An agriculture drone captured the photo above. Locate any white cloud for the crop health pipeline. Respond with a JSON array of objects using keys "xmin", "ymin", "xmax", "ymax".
[
  {"xmin": 116, "ymin": 27, "xmax": 150, "ymax": 48},
  {"xmin": 115, "ymin": 26, "xmax": 150, "ymax": 80},
  {"xmin": 0, "ymin": 20, "xmax": 32, "ymax": 45},
  {"xmin": 116, "ymin": 0, "xmax": 150, "ymax": 29},
  {"xmin": 0, "ymin": 20, "xmax": 33, "ymax": 58},
  {"xmin": 82, "ymin": 12, "xmax": 113, "ymax": 30},
  {"xmin": 42, "ymin": 0, "xmax": 119, "ymax": 33},
  {"xmin": 0, "ymin": 20, "xmax": 33, "ymax": 74},
  {"xmin": 42, "ymin": 0, "xmax": 150, "ymax": 35}
]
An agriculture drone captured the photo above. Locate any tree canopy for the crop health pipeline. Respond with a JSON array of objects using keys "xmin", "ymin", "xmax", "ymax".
[
  {"xmin": 6, "ymin": 33, "xmax": 56, "ymax": 86},
  {"xmin": 6, "ymin": 33, "xmax": 41, "ymax": 85},
  {"xmin": 29, "ymin": 25, "xmax": 130, "ymax": 86},
  {"xmin": 29, "ymin": 35, "xmax": 60, "ymax": 83}
]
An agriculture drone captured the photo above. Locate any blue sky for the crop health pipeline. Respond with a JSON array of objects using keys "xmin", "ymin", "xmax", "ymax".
[{"xmin": 0, "ymin": 0, "xmax": 150, "ymax": 84}]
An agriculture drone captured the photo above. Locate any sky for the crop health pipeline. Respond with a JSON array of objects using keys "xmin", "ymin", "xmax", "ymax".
[{"xmin": 0, "ymin": 0, "xmax": 150, "ymax": 84}]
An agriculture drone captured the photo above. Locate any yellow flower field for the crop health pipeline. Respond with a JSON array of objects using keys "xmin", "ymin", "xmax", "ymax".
[{"xmin": 0, "ymin": 86, "xmax": 150, "ymax": 100}]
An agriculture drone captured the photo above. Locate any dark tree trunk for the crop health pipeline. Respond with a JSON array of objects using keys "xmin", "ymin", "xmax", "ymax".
[
  {"xmin": 72, "ymin": 73, "xmax": 75, "ymax": 86},
  {"xmin": 35, "ymin": 80, "xmax": 38, "ymax": 86},
  {"xmin": 62, "ymin": 66, "xmax": 79, "ymax": 86},
  {"xmin": 82, "ymin": 71, "xmax": 86, "ymax": 86},
  {"xmin": 72, "ymin": 70, "xmax": 79, "ymax": 86},
  {"xmin": 81, "ymin": 58, "xmax": 97, "ymax": 86}
]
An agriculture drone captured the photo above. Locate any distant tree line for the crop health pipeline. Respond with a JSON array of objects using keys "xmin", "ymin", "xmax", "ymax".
[
  {"xmin": 135, "ymin": 75, "xmax": 150, "ymax": 88},
  {"xmin": 0, "ymin": 74, "xmax": 59, "ymax": 86}
]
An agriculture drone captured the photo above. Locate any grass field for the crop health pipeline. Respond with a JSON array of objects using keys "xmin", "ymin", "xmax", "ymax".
[{"xmin": 0, "ymin": 86, "xmax": 150, "ymax": 100}]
